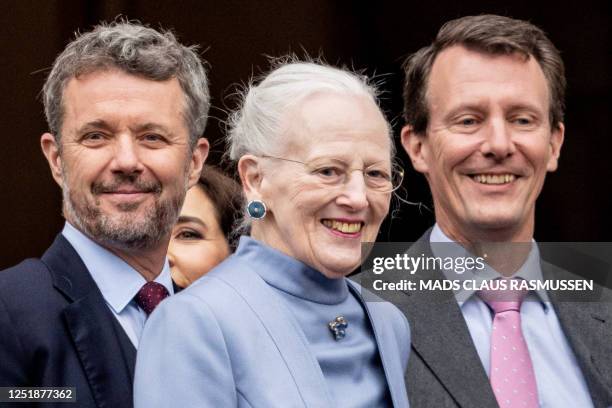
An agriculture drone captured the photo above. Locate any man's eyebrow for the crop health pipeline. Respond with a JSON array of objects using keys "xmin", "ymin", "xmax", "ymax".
[
  {"xmin": 131, "ymin": 123, "xmax": 172, "ymax": 134},
  {"xmin": 176, "ymin": 215, "xmax": 207, "ymax": 228},
  {"xmin": 506, "ymin": 103, "xmax": 545, "ymax": 115},
  {"xmin": 444, "ymin": 102, "xmax": 545, "ymax": 120},
  {"xmin": 75, "ymin": 121, "xmax": 173, "ymax": 135},
  {"xmin": 443, "ymin": 103, "xmax": 488, "ymax": 120},
  {"xmin": 76, "ymin": 120, "xmax": 114, "ymax": 134}
]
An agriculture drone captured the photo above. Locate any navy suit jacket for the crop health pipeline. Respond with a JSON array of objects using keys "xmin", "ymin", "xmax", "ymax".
[{"xmin": 0, "ymin": 234, "xmax": 136, "ymax": 408}]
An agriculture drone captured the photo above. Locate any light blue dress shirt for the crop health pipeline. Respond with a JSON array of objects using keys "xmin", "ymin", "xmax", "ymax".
[
  {"xmin": 430, "ymin": 224, "xmax": 593, "ymax": 408},
  {"xmin": 62, "ymin": 222, "xmax": 174, "ymax": 347}
]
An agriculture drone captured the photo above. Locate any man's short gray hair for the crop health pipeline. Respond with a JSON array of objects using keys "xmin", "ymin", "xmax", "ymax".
[
  {"xmin": 43, "ymin": 20, "xmax": 210, "ymax": 147},
  {"xmin": 227, "ymin": 56, "xmax": 393, "ymax": 161}
]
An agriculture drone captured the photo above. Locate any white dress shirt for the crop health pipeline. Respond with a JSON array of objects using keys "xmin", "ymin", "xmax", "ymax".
[{"xmin": 62, "ymin": 222, "xmax": 174, "ymax": 347}]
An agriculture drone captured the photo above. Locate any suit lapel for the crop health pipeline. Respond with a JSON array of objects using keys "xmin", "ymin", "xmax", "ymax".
[
  {"xmin": 63, "ymin": 296, "xmax": 135, "ymax": 408},
  {"xmin": 400, "ymin": 231, "xmax": 498, "ymax": 407},
  {"xmin": 406, "ymin": 292, "xmax": 497, "ymax": 407},
  {"xmin": 348, "ymin": 282, "xmax": 410, "ymax": 408},
  {"xmin": 43, "ymin": 234, "xmax": 135, "ymax": 408},
  {"xmin": 218, "ymin": 265, "xmax": 334, "ymax": 407},
  {"xmin": 543, "ymin": 261, "xmax": 612, "ymax": 407}
]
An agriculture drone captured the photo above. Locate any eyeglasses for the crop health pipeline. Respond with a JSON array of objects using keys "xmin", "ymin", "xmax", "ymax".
[{"xmin": 261, "ymin": 155, "xmax": 404, "ymax": 193}]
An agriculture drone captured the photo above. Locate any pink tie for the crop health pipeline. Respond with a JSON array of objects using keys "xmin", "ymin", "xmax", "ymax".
[{"xmin": 479, "ymin": 286, "xmax": 539, "ymax": 408}]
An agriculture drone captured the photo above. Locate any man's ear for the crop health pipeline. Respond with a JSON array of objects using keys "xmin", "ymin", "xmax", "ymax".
[
  {"xmin": 546, "ymin": 122, "xmax": 565, "ymax": 172},
  {"xmin": 237, "ymin": 154, "xmax": 264, "ymax": 200},
  {"xmin": 187, "ymin": 137, "xmax": 209, "ymax": 188},
  {"xmin": 400, "ymin": 125, "xmax": 429, "ymax": 174},
  {"xmin": 40, "ymin": 133, "xmax": 64, "ymax": 187}
]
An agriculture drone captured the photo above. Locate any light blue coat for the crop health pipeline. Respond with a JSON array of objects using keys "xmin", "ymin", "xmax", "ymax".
[{"xmin": 134, "ymin": 238, "xmax": 410, "ymax": 407}]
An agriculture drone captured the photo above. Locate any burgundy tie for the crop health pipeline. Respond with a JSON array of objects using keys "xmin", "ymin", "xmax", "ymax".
[{"xmin": 135, "ymin": 281, "xmax": 170, "ymax": 316}]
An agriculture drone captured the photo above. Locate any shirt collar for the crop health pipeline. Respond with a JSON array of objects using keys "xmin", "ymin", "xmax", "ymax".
[
  {"xmin": 430, "ymin": 223, "xmax": 549, "ymax": 307},
  {"xmin": 62, "ymin": 222, "xmax": 174, "ymax": 313}
]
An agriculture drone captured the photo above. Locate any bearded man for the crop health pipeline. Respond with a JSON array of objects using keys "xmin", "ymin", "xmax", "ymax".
[{"xmin": 0, "ymin": 21, "xmax": 209, "ymax": 408}]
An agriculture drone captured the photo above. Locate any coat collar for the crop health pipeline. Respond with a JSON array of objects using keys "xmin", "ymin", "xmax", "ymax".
[{"xmin": 236, "ymin": 236, "xmax": 349, "ymax": 305}]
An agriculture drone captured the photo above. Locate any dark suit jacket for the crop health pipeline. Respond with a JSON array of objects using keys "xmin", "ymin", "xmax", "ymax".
[
  {"xmin": 0, "ymin": 234, "xmax": 136, "ymax": 408},
  {"xmin": 399, "ymin": 230, "xmax": 612, "ymax": 408}
]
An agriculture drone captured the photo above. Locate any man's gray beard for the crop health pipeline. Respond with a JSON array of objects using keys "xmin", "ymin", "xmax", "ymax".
[{"xmin": 62, "ymin": 181, "xmax": 185, "ymax": 251}]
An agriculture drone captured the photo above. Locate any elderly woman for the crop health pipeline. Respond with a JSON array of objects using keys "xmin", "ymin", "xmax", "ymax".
[
  {"xmin": 169, "ymin": 165, "xmax": 243, "ymax": 288},
  {"xmin": 134, "ymin": 60, "xmax": 410, "ymax": 407}
]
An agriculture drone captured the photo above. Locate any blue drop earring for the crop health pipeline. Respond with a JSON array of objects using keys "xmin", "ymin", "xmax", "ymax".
[{"xmin": 247, "ymin": 200, "xmax": 267, "ymax": 219}]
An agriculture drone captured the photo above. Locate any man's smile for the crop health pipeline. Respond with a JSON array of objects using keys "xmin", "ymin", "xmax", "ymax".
[{"xmin": 470, "ymin": 173, "xmax": 517, "ymax": 185}]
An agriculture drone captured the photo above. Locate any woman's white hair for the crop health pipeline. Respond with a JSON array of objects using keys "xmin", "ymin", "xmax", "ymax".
[
  {"xmin": 225, "ymin": 56, "xmax": 394, "ymax": 237},
  {"xmin": 227, "ymin": 55, "xmax": 393, "ymax": 161}
]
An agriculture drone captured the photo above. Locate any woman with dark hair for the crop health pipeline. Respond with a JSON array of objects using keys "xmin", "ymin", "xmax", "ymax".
[{"xmin": 168, "ymin": 164, "xmax": 243, "ymax": 288}]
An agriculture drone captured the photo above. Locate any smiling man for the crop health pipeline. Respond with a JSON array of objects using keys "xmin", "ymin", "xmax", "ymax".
[
  {"xmin": 0, "ymin": 22, "xmax": 208, "ymax": 408},
  {"xmin": 400, "ymin": 15, "xmax": 612, "ymax": 408}
]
